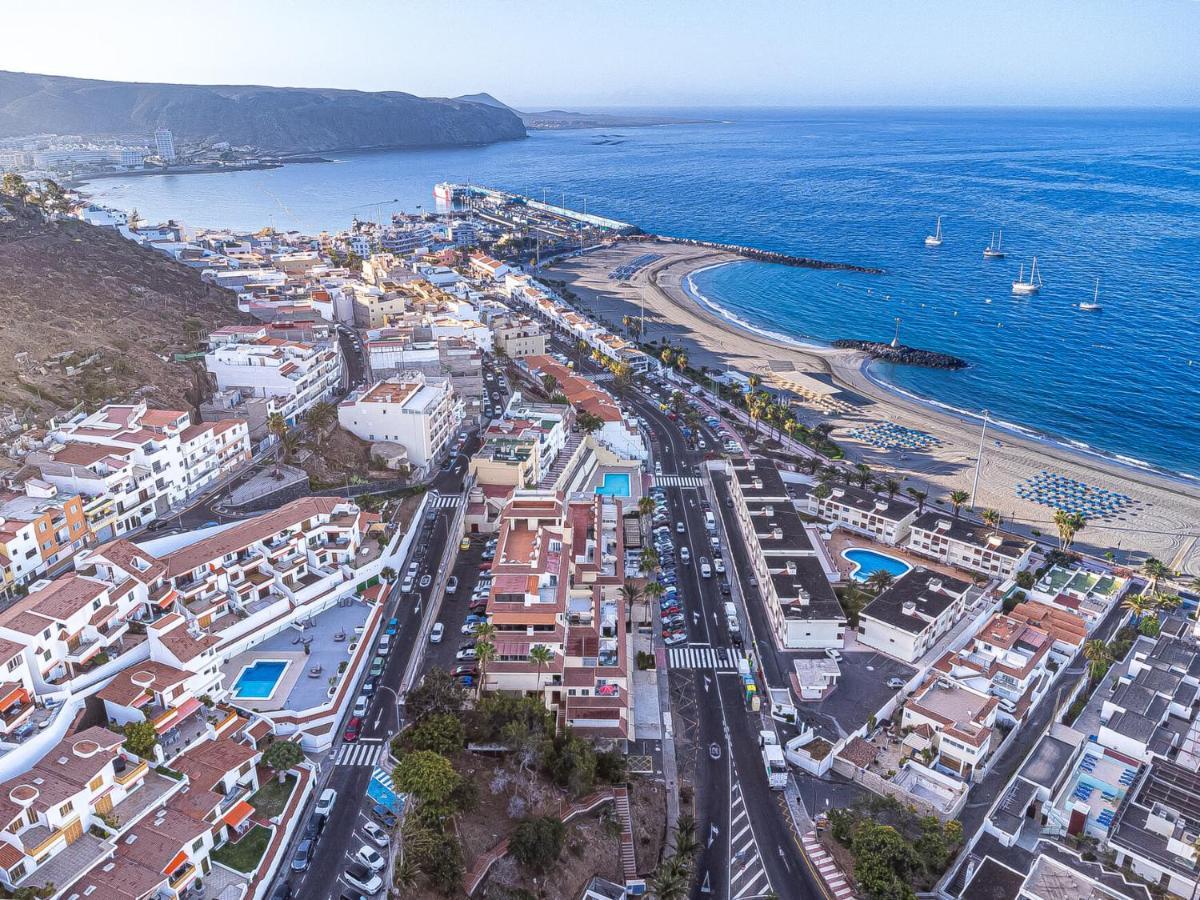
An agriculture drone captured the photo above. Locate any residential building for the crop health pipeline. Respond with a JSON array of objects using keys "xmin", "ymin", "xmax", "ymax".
[
  {"xmin": 521, "ymin": 356, "xmax": 645, "ymax": 460},
  {"xmin": 494, "ymin": 316, "xmax": 549, "ymax": 359},
  {"xmin": 0, "ymin": 482, "xmax": 89, "ymax": 595},
  {"xmin": 154, "ymin": 128, "xmax": 176, "ymax": 162},
  {"xmin": 1025, "ymin": 562, "xmax": 1128, "ymax": 622},
  {"xmin": 799, "ymin": 483, "xmax": 917, "ymax": 546},
  {"xmin": 1009, "ymin": 600, "xmax": 1088, "ymax": 660},
  {"xmin": 901, "ymin": 673, "xmax": 998, "ymax": 780},
  {"xmin": 907, "ymin": 512, "xmax": 1034, "ymax": 581},
  {"xmin": 1108, "ymin": 758, "xmax": 1200, "ymax": 898},
  {"xmin": 856, "ymin": 568, "xmax": 972, "ymax": 663},
  {"xmin": 337, "ymin": 372, "xmax": 461, "ymax": 470},
  {"xmin": 205, "ymin": 329, "xmax": 343, "ymax": 426}
]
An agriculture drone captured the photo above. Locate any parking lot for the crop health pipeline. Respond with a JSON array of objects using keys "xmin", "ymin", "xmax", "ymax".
[
  {"xmin": 788, "ymin": 647, "xmax": 915, "ymax": 740},
  {"xmin": 421, "ymin": 534, "xmax": 494, "ymax": 681}
]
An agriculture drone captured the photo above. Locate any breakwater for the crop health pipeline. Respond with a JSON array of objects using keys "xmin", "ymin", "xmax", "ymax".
[
  {"xmin": 833, "ymin": 340, "xmax": 968, "ymax": 370},
  {"xmin": 658, "ymin": 235, "xmax": 884, "ymax": 274}
]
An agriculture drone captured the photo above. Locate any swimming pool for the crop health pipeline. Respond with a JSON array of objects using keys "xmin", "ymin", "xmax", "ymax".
[
  {"xmin": 595, "ymin": 472, "xmax": 632, "ymax": 498},
  {"xmin": 232, "ymin": 660, "xmax": 289, "ymax": 700},
  {"xmin": 843, "ymin": 548, "xmax": 912, "ymax": 582}
]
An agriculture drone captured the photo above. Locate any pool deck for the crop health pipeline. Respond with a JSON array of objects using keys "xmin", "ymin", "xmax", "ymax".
[
  {"xmin": 589, "ymin": 464, "xmax": 644, "ymax": 502},
  {"xmin": 221, "ymin": 600, "xmax": 372, "ymax": 713},
  {"xmin": 827, "ymin": 531, "xmax": 964, "ymax": 584}
]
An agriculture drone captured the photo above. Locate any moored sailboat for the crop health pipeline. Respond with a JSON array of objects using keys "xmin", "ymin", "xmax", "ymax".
[
  {"xmin": 983, "ymin": 229, "xmax": 1005, "ymax": 259},
  {"xmin": 924, "ymin": 216, "xmax": 943, "ymax": 248},
  {"xmin": 1012, "ymin": 256, "xmax": 1042, "ymax": 295}
]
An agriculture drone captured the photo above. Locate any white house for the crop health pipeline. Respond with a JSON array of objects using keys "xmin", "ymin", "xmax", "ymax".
[{"xmin": 337, "ymin": 372, "xmax": 461, "ymax": 470}]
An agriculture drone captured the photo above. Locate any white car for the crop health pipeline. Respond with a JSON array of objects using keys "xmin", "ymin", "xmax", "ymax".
[
  {"xmin": 679, "ymin": 546, "xmax": 691, "ymax": 564},
  {"xmin": 353, "ymin": 695, "xmax": 368, "ymax": 717},
  {"xmin": 356, "ymin": 844, "xmax": 386, "ymax": 873},
  {"xmin": 362, "ymin": 820, "xmax": 389, "ymax": 847},
  {"xmin": 344, "ymin": 864, "xmax": 383, "ymax": 895},
  {"xmin": 315, "ymin": 788, "xmax": 337, "ymax": 817},
  {"xmin": 676, "ymin": 521, "xmax": 686, "ymax": 533},
  {"xmin": 430, "ymin": 622, "xmax": 444, "ymax": 643},
  {"xmin": 714, "ymin": 557, "xmax": 726, "ymax": 574},
  {"xmin": 824, "ymin": 648, "xmax": 843, "ymax": 662}
]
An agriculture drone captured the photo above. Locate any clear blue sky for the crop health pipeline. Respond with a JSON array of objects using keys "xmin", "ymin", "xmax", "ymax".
[{"xmin": 9, "ymin": 0, "xmax": 1198, "ymax": 107}]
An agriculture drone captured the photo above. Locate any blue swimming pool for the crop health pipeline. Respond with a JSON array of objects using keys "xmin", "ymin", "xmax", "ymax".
[
  {"xmin": 843, "ymin": 548, "xmax": 912, "ymax": 582},
  {"xmin": 232, "ymin": 660, "xmax": 289, "ymax": 700},
  {"xmin": 595, "ymin": 472, "xmax": 631, "ymax": 498}
]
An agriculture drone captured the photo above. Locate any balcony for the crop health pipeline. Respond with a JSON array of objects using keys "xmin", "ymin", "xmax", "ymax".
[
  {"xmin": 169, "ymin": 862, "xmax": 198, "ymax": 891},
  {"xmin": 113, "ymin": 757, "xmax": 149, "ymax": 787}
]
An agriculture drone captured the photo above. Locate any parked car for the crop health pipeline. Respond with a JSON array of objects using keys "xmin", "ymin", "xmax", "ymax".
[
  {"xmin": 460, "ymin": 536, "xmax": 472, "ymax": 550},
  {"xmin": 315, "ymin": 788, "xmax": 337, "ymax": 817},
  {"xmin": 355, "ymin": 844, "xmax": 386, "ymax": 873},
  {"xmin": 824, "ymin": 648, "xmax": 843, "ymax": 662},
  {"xmin": 713, "ymin": 558, "xmax": 726, "ymax": 574},
  {"xmin": 385, "ymin": 618, "xmax": 399, "ymax": 636},
  {"xmin": 291, "ymin": 839, "xmax": 313, "ymax": 872},
  {"xmin": 344, "ymin": 862, "xmax": 383, "ymax": 895},
  {"xmin": 886, "ymin": 677, "xmax": 908, "ymax": 689},
  {"xmin": 456, "ymin": 647, "xmax": 478, "ymax": 661},
  {"xmin": 344, "ymin": 717, "xmax": 363, "ymax": 742},
  {"xmin": 369, "ymin": 804, "xmax": 397, "ymax": 828},
  {"xmin": 446, "ymin": 576, "xmax": 459, "ymax": 594},
  {"xmin": 303, "ymin": 812, "xmax": 326, "ymax": 841},
  {"xmin": 270, "ymin": 883, "xmax": 293, "ymax": 900},
  {"xmin": 369, "ymin": 656, "xmax": 385, "ymax": 678},
  {"xmin": 430, "ymin": 622, "xmax": 444, "ymax": 643},
  {"xmin": 362, "ymin": 821, "xmax": 389, "ymax": 848},
  {"xmin": 454, "ymin": 664, "xmax": 480, "ymax": 678},
  {"xmin": 664, "ymin": 632, "xmax": 688, "ymax": 645},
  {"xmin": 353, "ymin": 695, "xmax": 369, "ymax": 717}
]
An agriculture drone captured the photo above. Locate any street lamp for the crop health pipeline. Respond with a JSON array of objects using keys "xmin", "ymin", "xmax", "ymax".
[{"xmin": 970, "ymin": 409, "xmax": 990, "ymax": 508}]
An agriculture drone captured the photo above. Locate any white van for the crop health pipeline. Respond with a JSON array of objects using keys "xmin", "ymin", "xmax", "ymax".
[
  {"xmin": 705, "ymin": 511, "xmax": 716, "ymax": 532},
  {"xmin": 699, "ymin": 558, "xmax": 712, "ymax": 578},
  {"xmin": 378, "ymin": 635, "xmax": 392, "ymax": 655}
]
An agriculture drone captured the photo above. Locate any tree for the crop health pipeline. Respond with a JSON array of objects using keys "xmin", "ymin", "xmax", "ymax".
[
  {"xmin": 865, "ymin": 570, "xmax": 895, "ymax": 594},
  {"xmin": 1139, "ymin": 615, "xmax": 1161, "ymax": 638},
  {"xmin": 812, "ymin": 482, "xmax": 833, "ymax": 501},
  {"xmin": 380, "ymin": 566, "xmax": 397, "ymax": 583},
  {"xmin": 1123, "ymin": 592, "xmax": 1154, "ymax": 624},
  {"xmin": 541, "ymin": 372, "xmax": 559, "ymax": 395},
  {"xmin": 405, "ymin": 713, "xmax": 465, "ymax": 756},
  {"xmin": 639, "ymin": 546, "xmax": 660, "ymax": 576},
  {"xmin": 509, "ymin": 816, "xmax": 566, "ymax": 874},
  {"xmin": 673, "ymin": 813, "xmax": 699, "ymax": 859},
  {"xmin": 122, "ymin": 720, "xmax": 158, "ymax": 759},
  {"xmin": 981, "ymin": 508, "xmax": 1002, "ymax": 533},
  {"xmin": 948, "ymin": 489, "xmax": 970, "ymax": 518},
  {"xmin": 406, "ymin": 668, "xmax": 466, "ymax": 722},
  {"xmin": 851, "ymin": 823, "xmax": 919, "ymax": 900},
  {"xmin": 541, "ymin": 729, "xmax": 597, "ymax": 796},
  {"xmin": 905, "ymin": 487, "xmax": 928, "ymax": 515},
  {"xmin": 304, "ymin": 401, "xmax": 336, "ymax": 446},
  {"xmin": 643, "ymin": 580, "xmax": 665, "ymax": 628},
  {"xmin": 1141, "ymin": 557, "xmax": 1170, "ymax": 594},
  {"xmin": 675, "ymin": 352, "xmax": 688, "ymax": 371},
  {"xmin": 576, "ymin": 410, "xmax": 604, "ymax": 435},
  {"xmin": 854, "ymin": 463, "xmax": 873, "ymax": 488},
  {"xmin": 637, "ymin": 495, "xmax": 656, "ymax": 519},
  {"xmin": 649, "ymin": 853, "xmax": 690, "ymax": 900},
  {"xmin": 619, "ymin": 579, "xmax": 642, "ymax": 625},
  {"xmin": 263, "ymin": 739, "xmax": 303, "ymax": 781},
  {"xmin": 267, "ymin": 412, "xmax": 289, "ymax": 475},
  {"xmin": 1084, "ymin": 639, "xmax": 1112, "ymax": 683},
  {"xmin": 473, "ymin": 635, "xmax": 496, "ymax": 699},
  {"xmin": 1053, "ymin": 509, "xmax": 1087, "ymax": 551},
  {"xmin": 528, "ymin": 644, "xmax": 554, "ymax": 694},
  {"xmin": 1, "ymin": 172, "xmax": 29, "ymax": 204},
  {"xmin": 883, "ymin": 477, "xmax": 901, "ymax": 499},
  {"xmin": 660, "ymin": 348, "xmax": 675, "ymax": 368},
  {"xmin": 393, "ymin": 750, "xmax": 462, "ymax": 807}
]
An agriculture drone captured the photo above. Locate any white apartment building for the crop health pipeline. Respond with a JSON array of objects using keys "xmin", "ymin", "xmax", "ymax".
[
  {"xmin": 50, "ymin": 404, "xmax": 251, "ymax": 515},
  {"xmin": 907, "ymin": 512, "xmax": 1034, "ymax": 582},
  {"xmin": 801, "ymin": 484, "xmax": 918, "ymax": 546},
  {"xmin": 205, "ymin": 330, "xmax": 343, "ymax": 426},
  {"xmin": 338, "ymin": 373, "xmax": 461, "ymax": 470},
  {"xmin": 154, "ymin": 127, "xmax": 176, "ymax": 162},
  {"xmin": 856, "ymin": 568, "xmax": 972, "ymax": 663}
]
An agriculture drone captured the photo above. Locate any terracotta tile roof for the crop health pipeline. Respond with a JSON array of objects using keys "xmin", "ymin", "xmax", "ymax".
[
  {"xmin": 837, "ymin": 736, "xmax": 879, "ymax": 769},
  {"xmin": 97, "ymin": 661, "xmax": 192, "ymax": 706},
  {"xmin": 0, "ymin": 574, "xmax": 108, "ymax": 634}
]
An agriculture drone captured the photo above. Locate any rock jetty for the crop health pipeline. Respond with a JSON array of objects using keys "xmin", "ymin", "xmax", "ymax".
[
  {"xmin": 659, "ymin": 236, "xmax": 884, "ymax": 274},
  {"xmin": 833, "ymin": 340, "xmax": 968, "ymax": 370}
]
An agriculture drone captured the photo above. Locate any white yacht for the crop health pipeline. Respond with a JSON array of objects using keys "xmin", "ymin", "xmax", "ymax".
[
  {"xmin": 1012, "ymin": 257, "xmax": 1042, "ymax": 296},
  {"xmin": 983, "ymin": 229, "xmax": 1005, "ymax": 259},
  {"xmin": 924, "ymin": 216, "xmax": 943, "ymax": 248},
  {"xmin": 1080, "ymin": 278, "xmax": 1102, "ymax": 311}
]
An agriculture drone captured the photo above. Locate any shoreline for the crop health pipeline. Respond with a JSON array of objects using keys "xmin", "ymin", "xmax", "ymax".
[
  {"xmin": 545, "ymin": 242, "xmax": 1200, "ymax": 571},
  {"xmin": 679, "ymin": 256, "xmax": 1200, "ymax": 490}
]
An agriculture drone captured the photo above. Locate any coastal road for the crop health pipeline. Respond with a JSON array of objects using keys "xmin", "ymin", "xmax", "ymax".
[
  {"xmin": 627, "ymin": 380, "xmax": 820, "ymax": 900},
  {"xmin": 281, "ymin": 468, "xmax": 467, "ymax": 899}
]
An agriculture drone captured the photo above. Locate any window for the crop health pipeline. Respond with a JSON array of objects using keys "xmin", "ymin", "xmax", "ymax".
[
  {"xmin": 192, "ymin": 838, "xmax": 204, "ymax": 852},
  {"xmin": 88, "ymin": 776, "xmax": 103, "ymax": 791},
  {"xmin": 6, "ymin": 657, "xmax": 19, "ymax": 673},
  {"xmin": 57, "ymin": 801, "xmax": 72, "ymax": 817}
]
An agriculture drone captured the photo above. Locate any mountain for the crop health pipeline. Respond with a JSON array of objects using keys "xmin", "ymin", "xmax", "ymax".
[
  {"xmin": 454, "ymin": 92, "xmax": 711, "ymax": 130},
  {"xmin": 0, "ymin": 71, "xmax": 526, "ymax": 154}
]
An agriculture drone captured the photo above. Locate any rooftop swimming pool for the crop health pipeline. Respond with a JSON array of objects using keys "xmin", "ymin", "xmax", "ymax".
[
  {"xmin": 843, "ymin": 548, "xmax": 912, "ymax": 582},
  {"xmin": 595, "ymin": 472, "xmax": 631, "ymax": 498},
  {"xmin": 232, "ymin": 660, "xmax": 289, "ymax": 700}
]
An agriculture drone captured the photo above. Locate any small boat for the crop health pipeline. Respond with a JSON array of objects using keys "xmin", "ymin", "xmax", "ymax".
[
  {"xmin": 924, "ymin": 216, "xmax": 943, "ymax": 248},
  {"xmin": 1079, "ymin": 278, "xmax": 1102, "ymax": 311},
  {"xmin": 983, "ymin": 229, "xmax": 1005, "ymax": 259},
  {"xmin": 1012, "ymin": 257, "xmax": 1042, "ymax": 296}
]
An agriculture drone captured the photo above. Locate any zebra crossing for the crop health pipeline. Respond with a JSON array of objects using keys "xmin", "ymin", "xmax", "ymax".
[
  {"xmin": 429, "ymin": 493, "xmax": 463, "ymax": 509},
  {"xmin": 667, "ymin": 646, "xmax": 747, "ymax": 671},
  {"xmin": 728, "ymin": 780, "xmax": 772, "ymax": 899},
  {"xmin": 335, "ymin": 740, "xmax": 386, "ymax": 767},
  {"xmin": 653, "ymin": 475, "xmax": 704, "ymax": 488}
]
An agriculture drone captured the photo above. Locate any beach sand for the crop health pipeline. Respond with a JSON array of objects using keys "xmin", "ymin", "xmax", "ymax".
[{"xmin": 545, "ymin": 242, "xmax": 1200, "ymax": 574}]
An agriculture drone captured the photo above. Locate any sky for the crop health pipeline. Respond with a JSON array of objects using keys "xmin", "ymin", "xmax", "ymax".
[{"xmin": 7, "ymin": 0, "xmax": 1199, "ymax": 107}]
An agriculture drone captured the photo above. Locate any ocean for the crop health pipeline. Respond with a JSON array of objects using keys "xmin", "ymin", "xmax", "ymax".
[{"xmin": 82, "ymin": 108, "xmax": 1200, "ymax": 477}]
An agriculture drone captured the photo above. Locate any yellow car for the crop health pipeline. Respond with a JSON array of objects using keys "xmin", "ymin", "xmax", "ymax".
[{"xmin": 460, "ymin": 537, "xmax": 471, "ymax": 551}]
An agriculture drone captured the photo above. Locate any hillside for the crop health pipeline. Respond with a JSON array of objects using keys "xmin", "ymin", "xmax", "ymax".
[
  {"xmin": 453, "ymin": 92, "xmax": 712, "ymax": 129},
  {"xmin": 0, "ymin": 70, "xmax": 526, "ymax": 153},
  {"xmin": 0, "ymin": 201, "xmax": 250, "ymax": 420}
]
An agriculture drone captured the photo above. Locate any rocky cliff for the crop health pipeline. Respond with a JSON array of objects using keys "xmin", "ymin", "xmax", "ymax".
[{"xmin": 0, "ymin": 70, "xmax": 526, "ymax": 153}]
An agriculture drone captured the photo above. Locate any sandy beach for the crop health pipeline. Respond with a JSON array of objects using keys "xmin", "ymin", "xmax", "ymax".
[{"xmin": 546, "ymin": 242, "xmax": 1200, "ymax": 574}]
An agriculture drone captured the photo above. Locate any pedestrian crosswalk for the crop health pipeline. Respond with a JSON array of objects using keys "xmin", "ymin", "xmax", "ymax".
[
  {"xmin": 667, "ymin": 646, "xmax": 747, "ymax": 671},
  {"xmin": 430, "ymin": 494, "xmax": 463, "ymax": 509},
  {"xmin": 335, "ymin": 741, "xmax": 386, "ymax": 767},
  {"xmin": 729, "ymin": 780, "xmax": 771, "ymax": 900},
  {"xmin": 654, "ymin": 475, "xmax": 704, "ymax": 488}
]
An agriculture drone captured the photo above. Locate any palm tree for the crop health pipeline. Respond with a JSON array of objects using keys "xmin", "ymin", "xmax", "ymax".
[
  {"xmin": 1123, "ymin": 593, "xmax": 1154, "ymax": 624},
  {"xmin": 643, "ymin": 580, "xmax": 665, "ymax": 627},
  {"xmin": 673, "ymin": 813, "xmax": 699, "ymax": 859},
  {"xmin": 528, "ymin": 644, "xmax": 553, "ymax": 694},
  {"xmin": 865, "ymin": 570, "xmax": 895, "ymax": 593},
  {"xmin": 748, "ymin": 374, "xmax": 761, "ymax": 391},
  {"xmin": 637, "ymin": 496, "xmax": 656, "ymax": 519},
  {"xmin": 675, "ymin": 352, "xmax": 688, "ymax": 372},
  {"xmin": 541, "ymin": 372, "xmax": 559, "ymax": 395},
  {"xmin": 1053, "ymin": 510, "xmax": 1087, "ymax": 552},
  {"xmin": 304, "ymin": 401, "xmax": 336, "ymax": 447},
  {"xmin": 1084, "ymin": 639, "xmax": 1112, "ymax": 683},
  {"xmin": 854, "ymin": 463, "xmax": 872, "ymax": 488},
  {"xmin": 649, "ymin": 854, "xmax": 691, "ymax": 900},
  {"xmin": 948, "ymin": 489, "xmax": 970, "ymax": 518},
  {"xmin": 639, "ymin": 546, "xmax": 660, "ymax": 576},
  {"xmin": 660, "ymin": 348, "xmax": 675, "ymax": 368},
  {"xmin": 619, "ymin": 580, "xmax": 642, "ymax": 627},
  {"xmin": 576, "ymin": 410, "xmax": 604, "ymax": 435},
  {"xmin": 981, "ymin": 508, "xmax": 1002, "ymax": 533},
  {"xmin": 267, "ymin": 412, "xmax": 288, "ymax": 475},
  {"xmin": 905, "ymin": 487, "xmax": 928, "ymax": 515},
  {"xmin": 1153, "ymin": 591, "xmax": 1182, "ymax": 613},
  {"xmin": 1141, "ymin": 557, "xmax": 1170, "ymax": 594},
  {"xmin": 883, "ymin": 478, "xmax": 901, "ymax": 500},
  {"xmin": 473, "ymin": 639, "xmax": 496, "ymax": 699}
]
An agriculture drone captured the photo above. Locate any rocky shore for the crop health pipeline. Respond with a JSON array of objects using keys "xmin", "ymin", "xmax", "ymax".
[{"xmin": 832, "ymin": 339, "xmax": 968, "ymax": 369}]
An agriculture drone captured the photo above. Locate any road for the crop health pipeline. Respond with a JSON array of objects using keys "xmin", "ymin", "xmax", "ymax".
[
  {"xmin": 623, "ymin": 377, "xmax": 821, "ymax": 900},
  {"xmin": 283, "ymin": 463, "xmax": 469, "ymax": 899}
]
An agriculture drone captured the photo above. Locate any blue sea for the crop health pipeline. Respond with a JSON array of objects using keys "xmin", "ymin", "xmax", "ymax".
[{"xmin": 82, "ymin": 108, "xmax": 1200, "ymax": 477}]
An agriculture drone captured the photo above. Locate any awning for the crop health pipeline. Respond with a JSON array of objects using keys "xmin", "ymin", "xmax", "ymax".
[
  {"xmin": 164, "ymin": 849, "xmax": 190, "ymax": 876},
  {"xmin": 222, "ymin": 800, "xmax": 255, "ymax": 830},
  {"xmin": 903, "ymin": 730, "xmax": 933, "ymax": 752},
  {"xmin": 154, "ymin": 697, "xmax": 203, "ymax": 734},
  {"xmin": 0, "ymin": 684, "xmax": 28, "ymax": 712}
]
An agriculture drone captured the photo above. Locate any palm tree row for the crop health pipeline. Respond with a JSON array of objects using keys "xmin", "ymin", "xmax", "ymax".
[{"xmin": 650, "ymin": 814, "xmax": 699, "ymax": 900}]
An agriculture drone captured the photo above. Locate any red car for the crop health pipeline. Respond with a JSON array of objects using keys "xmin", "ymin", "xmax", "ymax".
[{"xmin": 343, "ymin": 717, "xmax": 362, "ymax": 742}]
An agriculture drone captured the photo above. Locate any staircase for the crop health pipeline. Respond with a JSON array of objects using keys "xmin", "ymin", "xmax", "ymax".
[
  {"xmin": 538, "ymin": 430, "xmax": 584, "ymax": 489},
  {"xmin": 613, "ymin": 785, "xmax": 639, "ymax": 883}
]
